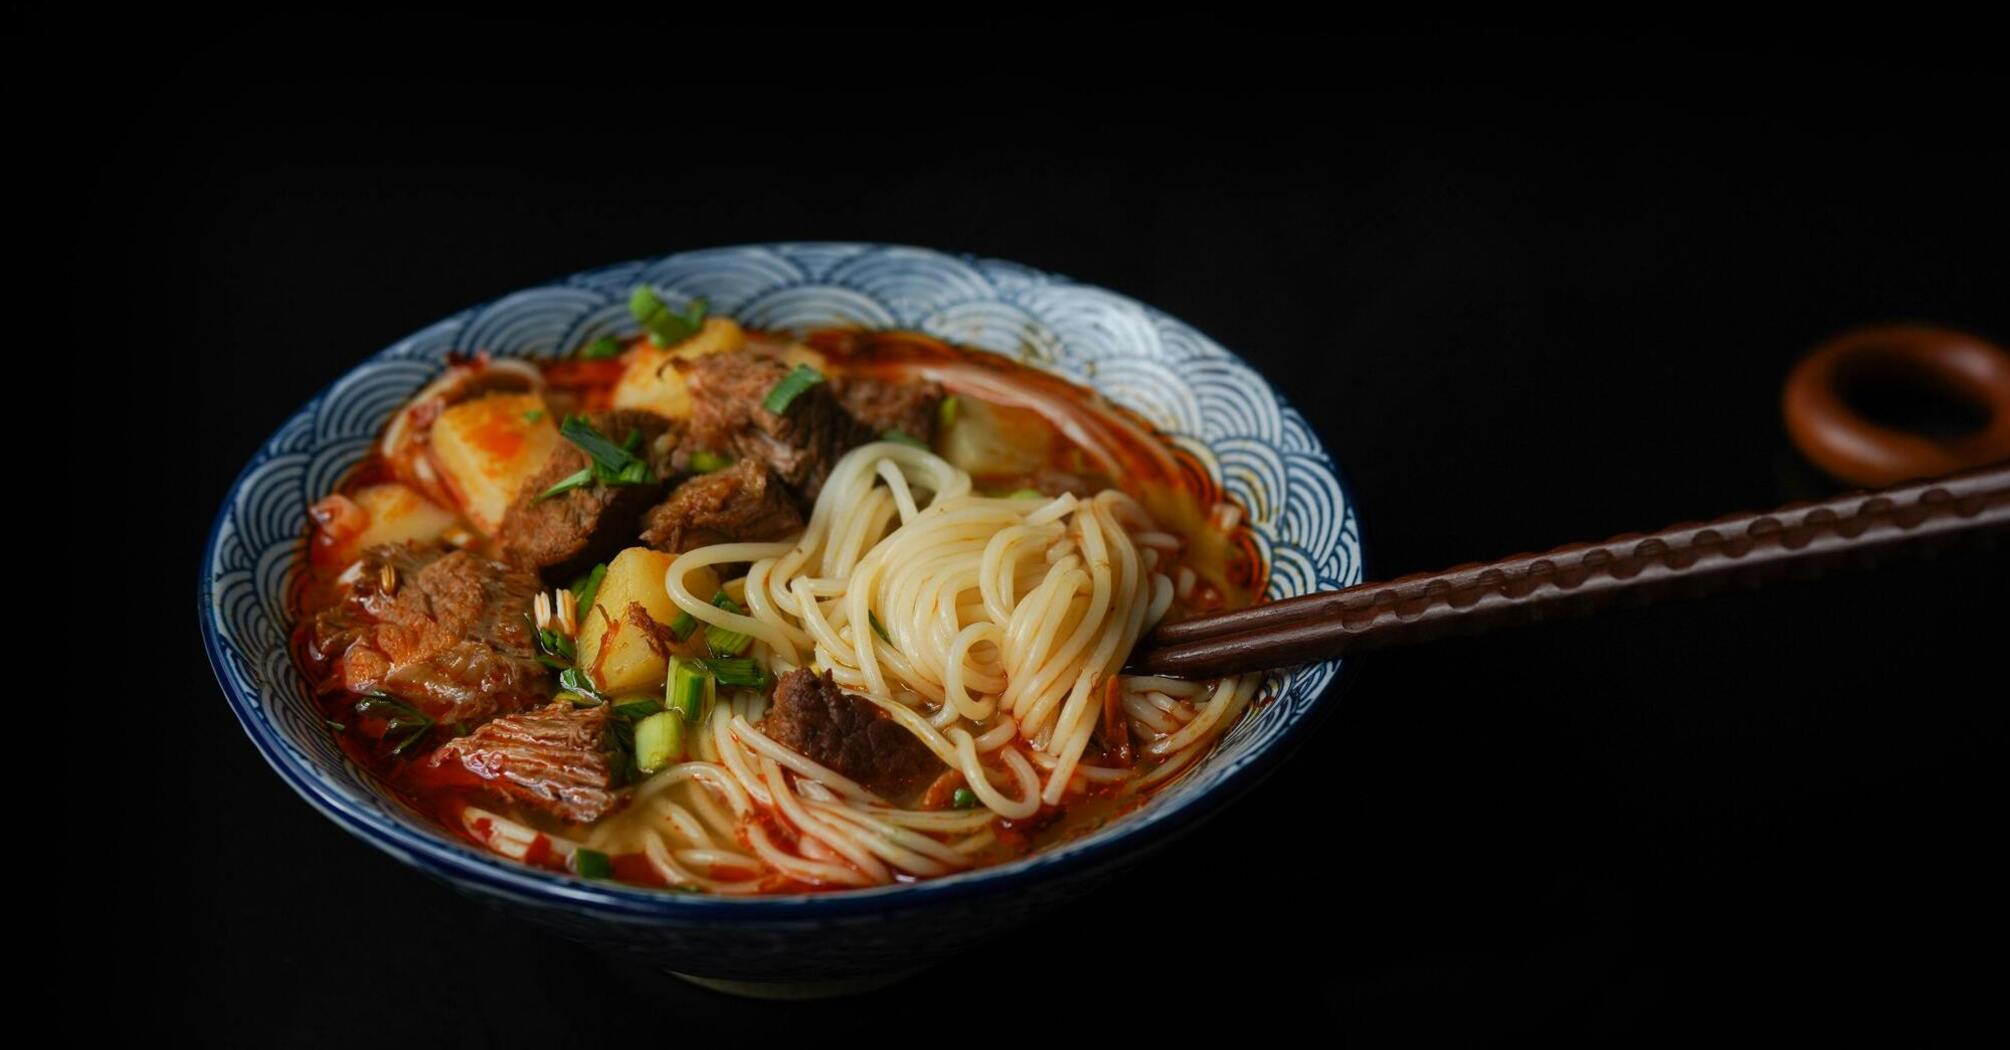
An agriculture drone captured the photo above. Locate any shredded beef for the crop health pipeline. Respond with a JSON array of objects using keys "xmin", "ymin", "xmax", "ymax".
[
  {"xmin": 431, "ymin": 700, "xmax": 618, "ymax": 822},
  {"xmin": 640, "ymin": 459, "xmax": 804, "ymax": 553},
  {"xmin": 832, "ymin": 376, "xmax": 945, "ymax": 445},
  {"xmin": 310, "ymin": 543, "xmax": 549, "ymax": 729},
  {"xmin": 681, "ymin": 351, "xmax": 875, "ymax": 502},
  {"xmin": 498, "ymin": 409, "xmax": 677, "ymax": 580},
  {"xmin": 763, "ymin": 669, "xmax": 943, "ymax": 798}
]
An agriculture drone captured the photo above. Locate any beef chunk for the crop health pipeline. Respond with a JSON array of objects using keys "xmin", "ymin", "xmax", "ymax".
[
  {"xmin": 431, "ymin": 700, "xmax": 618, "ymax": 823},
  {"xmin": 763, "ymin": 669, "xmax": 943, "ymax": 797},
  {"xmin": 640, "ymin": 459, "xmax": 805, "ymax": 553},
  {"xmin": 832, "ymin": 376, "xmax": 945, "ymax": 445},
  {"xmin": 311, "ymin": 544, "xmax": 549, "ymax": 728},
  {"xmin": 682, "ymin": 351, "xmax": 875, "ymax": 502},
  {"xmin": 498, "ymin": 409, "xmax": 677, "ymax": 580}
]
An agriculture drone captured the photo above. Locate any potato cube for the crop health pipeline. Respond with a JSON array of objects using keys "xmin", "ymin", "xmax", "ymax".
[
  {"xmin": 610, "ymin": 317, "xmax": 749, "ymax": 420},
  {"xmin": 428, "ymin": 392, "xmax": 560, "ymax": 532},
  {"xmin": 575, "ymin": 548, "xmax": 718, "ymax": 696}
]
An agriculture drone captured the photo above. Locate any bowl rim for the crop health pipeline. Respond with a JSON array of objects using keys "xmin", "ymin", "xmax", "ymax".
[{"xmin": 197, "ymin": 241, "xmax": 1362, "ymax": 921}]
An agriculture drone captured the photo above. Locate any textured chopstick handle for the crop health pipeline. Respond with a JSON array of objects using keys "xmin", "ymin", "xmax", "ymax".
[{"xmin": 1133, "ymin": 462, "xmax": 2010, "ymax": 678}]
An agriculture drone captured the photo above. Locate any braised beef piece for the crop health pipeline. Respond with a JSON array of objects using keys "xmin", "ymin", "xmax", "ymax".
[
  {"xmin": 640, "ymin": 459, "xmax": 804, "ymax": 553},
  {"xmin": 430, "ymin": 700, "xmax": 618, "ymax": 823},
  {"xmin": 832, "ymin": 376, "xmax": 945, "ymax": 445},
  {"xmin": 310, "ymin": 543, "xmax": 549, "ymax": 729},
  {"xmin": 763, "ymin": 669, "xmax": 943, "ymax": 798},
  {"xmin": 498, "ymin": 409, "xmax": 678, "ymax": 581},
  {"xmin": 682, "ymin": 351, "xmax": 875, "ymax": 502}
]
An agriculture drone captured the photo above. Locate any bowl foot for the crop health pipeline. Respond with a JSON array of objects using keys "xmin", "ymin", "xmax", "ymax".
[{"xmin": 670, "ymin": 966, "xmax": 924, "ymax": 1000}]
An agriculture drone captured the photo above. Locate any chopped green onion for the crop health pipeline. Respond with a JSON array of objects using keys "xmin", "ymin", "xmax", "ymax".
[
  {"xmin": 688, "ymin": 449, "xmax": 733, "ymax": 473},
  {"xmin": 355, "ymin": 694, "xmax": 434, "ymax": 757},
  {"xmin": 882, "ymin": 428, "xmax": 927, "ymax": 448},
  {"xmin": 570, "ymin": 564, "xmax": 607, "ymax": 619},
  {"xmin": 695, "ymin": 657, "xmax": 772, "ymax": 689},
  {"xmin": 634, "ymin": 711, "xmax": 685, "ymax": 773},
  {"xmin": 523, "ymin": 408, "xmax": 547, "ymax": 423},
  {"xmin": 706, "ymin": 623, "xmax": 753, "ymax": 658},
  {"xmin": 671, "ymin": 590, "xmax": 744, "ymax": 643},
  {"xmin": 579, "ymin": 336, "xmax": 624, "ymax": 360},
  {"xmin": 558, "ymin": 667, "xmax": 605, "ymax": 701},
  {"xmin": 572, "ymin": 848, "xmax": 614, "ymax": 879},
  {"xmin": 559, "ymin": 415, "xmax": 653, "ymax": 484},
  {"xmin": 761, "ymin": 364, "xmax": 825, "ymax": 415},
  {"xmin": 869, "ymin": 610, "xmax": 893, "ymax": 646},
  {"xmin": 666, "ymin": 657, "xmax": 714, "ymax": 722},
  {"xmin": 938, "ymin": 395, "xmax": 960, "ymax": 429},
  {"xmin": 534, "ymin": 467, "xmax": 595, "ymax": 503},
  {"xmin": 554, "ymin": 691, "xmax": 597, "ymax": 707},
  {"xmin": 629, "ymin": 287, "xmax": 708, "ymax": 347},
  {"xmin": 951, "ymin": 787, "xmax": 979, "ymax": 809},
  {"xmin": 612, "ymin": 699, "xmax": 662, "ymax": 720},
  {"xmin": 1008, "ymin": 488, "xmax": 1044, "ymax": 500}
]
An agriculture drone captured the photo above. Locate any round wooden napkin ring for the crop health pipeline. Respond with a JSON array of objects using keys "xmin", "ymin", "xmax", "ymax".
[{"xmin": 1783, "ymin": 324, "xmax": 2010, "ymax": 487}]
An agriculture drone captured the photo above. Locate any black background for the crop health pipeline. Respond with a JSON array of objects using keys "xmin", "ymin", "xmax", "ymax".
[{"xmin": 58, "ymin": 12, "xmax": 2007, "ymax": 1044}]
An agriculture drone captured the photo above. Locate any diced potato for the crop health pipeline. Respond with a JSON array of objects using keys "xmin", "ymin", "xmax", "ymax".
[
  {"xmin": 939, "ymin": 397, "xmax": 1054, "ymax": 478},
  {"xmin": 611, "ymin": 317, "xmax": 749, "ymax": 420},
  {"xmin": 428, "ymin": 393, "xmax": 561, "ymax": 532},
  {"xmin": 575, "ymin": 548, "xmax": 719, "ymax": 695},
  {"xmin": 323, "ymin": 483, "xmax": 459, "ymax": 565}
]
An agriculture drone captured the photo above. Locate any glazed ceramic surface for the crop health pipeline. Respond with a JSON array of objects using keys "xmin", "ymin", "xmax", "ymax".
[{"xmin": 200, "ymin": 243, "xmax": 1362, "ymax": 984}]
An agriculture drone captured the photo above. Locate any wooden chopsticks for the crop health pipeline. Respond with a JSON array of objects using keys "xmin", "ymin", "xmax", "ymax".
[{"xmin": 1128, "ymin": 462, "xmax": 2010, "ymax": 679}]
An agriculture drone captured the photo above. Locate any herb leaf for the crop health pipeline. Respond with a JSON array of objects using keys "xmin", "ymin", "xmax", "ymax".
[
  {"xmin": 558, "ymin": 415, "xmax": 656, "ymax": 488},
  {"xmin": 355, "ymin": 693, "xmax": 435, "ymax": 757},
  {"xmin": 629, "ymin": 287, "xmax": 708, "ymax": 347},
  {"xmin": 579, "ymin": 336, "xmax": 624, "ymax": 360},
  {"xmin": 762, "ymin": 364, "xmax": 825, "ymax": 415},
  {"xmin": 534, "ymin": 467, "xmax": 594, "ymax": 503}
]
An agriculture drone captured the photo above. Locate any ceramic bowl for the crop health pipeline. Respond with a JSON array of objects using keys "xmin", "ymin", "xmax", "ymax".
[{"xmin": 199, "ymin": 243, "xmax": 1362, "ymax": 996}]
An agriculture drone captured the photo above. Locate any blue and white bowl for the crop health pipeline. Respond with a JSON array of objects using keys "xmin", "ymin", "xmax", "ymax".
[{"xmin": 199, "ymin": 243, "xmax": 1362, "ymax": 994}]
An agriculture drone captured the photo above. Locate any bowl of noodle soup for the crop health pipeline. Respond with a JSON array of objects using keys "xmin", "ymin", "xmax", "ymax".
[{"xmin": 201, "ymin": 243, "xmax": 1362, "ymax": 994}]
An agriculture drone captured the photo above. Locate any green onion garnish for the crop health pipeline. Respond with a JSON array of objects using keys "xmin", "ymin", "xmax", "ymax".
[
  {"xmin": 355, "ymin": 694, "xmax": 435, "ymax": 757},
  {"xmin": 523, "ymin": 408, "xmax": 546, "ymax": 423},
  {"xmin": 1009, "ymin": 488, "xmax": 1044, "ymax": 500},
  {"xmin": 633, "ymin": 710, "xmax": 685, "ymax": 773},
  {"xmin": 557, "ymin": 667, "xmax": 605, "ymax": 701},
  {"xmin": 570, "ymin": 564, "xmax": 607, "ymax": 620},
  {"xmin": 761, "ymin": 364, "xmax": 825, "ymax": 415},
  {"xmin": 559, "ymin": 415, "xmax": 654, "ymax": 486},
  {"xmin": 882, "ymin": 428, "xmax": 927, "ymax": 448},
  {"xmin": 951, "ymin": 787, "xmax": 979, "ymax": 809},
  {"xmin": 572, "ymin": 848, "xmax": 614, "ymax": 878},
  {"xmin": 666, "ymin": 657, "xmax": 714, "ymax": 722},
  {"xmin": 579, "ymin": 336, "xmax": 624, "ymax": 360},
  {"xmin": 554, "ymin": 691, "xmax": 596, "ymax": 707},
  {"xmin": 670, "ymin": 590, "xmax": 745, "ymax": 643},
  {"xmin": 869, "ymin": 610, "xmax": 894, "ymax": 647},
  {"xmin": 688, "ymin": 449, "xmax": 733, "ymax": 473},
  {"xmin": 628, "ymin": 287, "xmax": 708, "ymax": 347},
  {"xmin": 612, "ymin": 699, "xmax": 662, "ymax": 720},
  {"xmin": 938, "ymin": 395, "xmax": 960, "ymax": 429},
  {"xmin": 694, "ymin": 657, "xmax": 772, "ymax": 689},
  {"xmin": 534, "ymin": 467, "xmax": 595, "ymax": 503},
  {"xmin": 706, "ymin": 622, "xmax": 753, "ymax": 658}
]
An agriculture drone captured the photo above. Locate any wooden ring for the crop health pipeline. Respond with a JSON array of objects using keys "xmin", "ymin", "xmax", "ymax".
[{"xmin": 1783, "ymin": 324, "xmax": 2010, "ymax": 487}]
